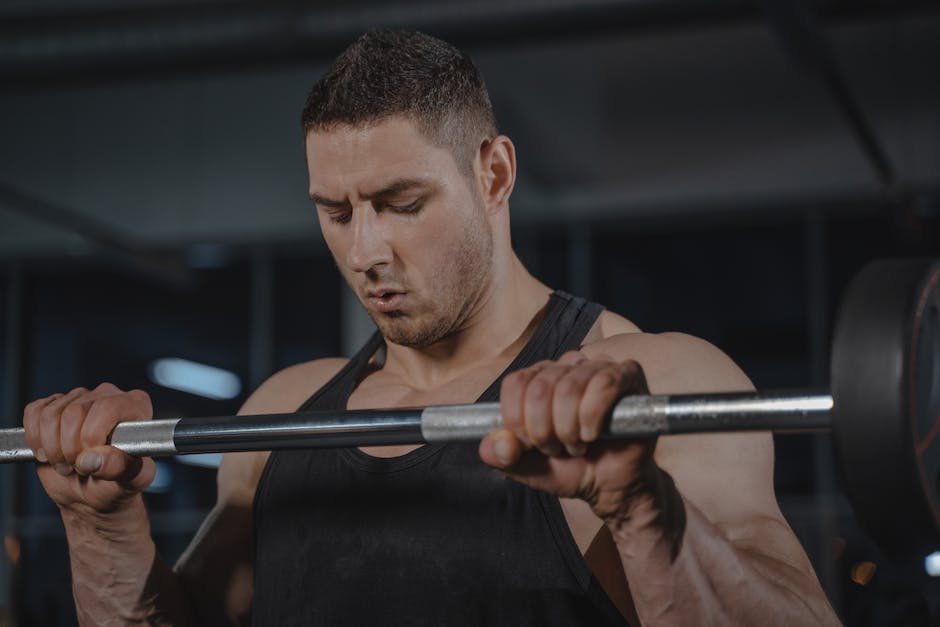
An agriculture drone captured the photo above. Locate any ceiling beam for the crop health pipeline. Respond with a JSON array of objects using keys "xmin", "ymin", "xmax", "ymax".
[
  {"xmin": 0, "ymin": 182, "xmax": 195, "ymax": 288},
  {"xmin": 2, "ymin": 0, "xmax": 935, "ymax": 88}
]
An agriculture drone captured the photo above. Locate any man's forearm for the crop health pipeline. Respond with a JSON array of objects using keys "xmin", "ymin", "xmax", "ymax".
[
  {"xmin": 607, "ymin": 469, "xmax": 840, "ymax": 626},
  {"xmin": 62, "ymin": 497, "xmax": 198, "ymax": 627}
]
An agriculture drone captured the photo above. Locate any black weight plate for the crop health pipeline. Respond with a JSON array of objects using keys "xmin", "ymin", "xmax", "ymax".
[{"xmin": 831, "ymin": 258, "xmax": 940, "ymax": 555}]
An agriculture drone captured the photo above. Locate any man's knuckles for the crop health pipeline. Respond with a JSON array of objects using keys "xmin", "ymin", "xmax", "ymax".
[
  {"xmin": 81, "ymin": 394, "xmax": 150, "ymax": 448},
  {"xmin": 92, "ymin": 381, "xmax": 121, "ymax": 395},
  {"xmin": 618, "ymin": 359, "xmax": 648, "ymax": 390},
  {"xmin": 125, "ymin": 388, "xmax": 153, "ymax": 411},
  {"xmin": 557, "ymin": 350, "xmax": 587, "ymax": 365}
]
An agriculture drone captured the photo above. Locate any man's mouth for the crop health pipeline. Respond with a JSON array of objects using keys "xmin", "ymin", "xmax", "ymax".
[{"xmin": 366, "ymin": 289, "xmax": 406, "ymax": 312}]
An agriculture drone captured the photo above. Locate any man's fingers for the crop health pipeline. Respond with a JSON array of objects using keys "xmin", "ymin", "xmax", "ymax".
[
  {"xmin": 523, "ymin": 367, "xmax": 570, "ymax": 456},
  {"xmin": 578, "ymin": 361, "xmax": 646, "ymax": 442},
  {"xmin": 83, "ymin": 445, "xmax": 155, "ymax": 491},
  {"xmin": 479, "ymin": 429, "xmax": 524, "ymax": 469},
  {"xmin": 500, "ymin": 362, "xmax": 551, "ymax": 445},
  {"xmin": 578, "ymin": 369, "xmax": 624, "ymax": 442},
  {"xmin": 37, "ymin": 388, "xmax": 87, "ymax": 465},
  {"xmin": 22, "ymin": 393, "xmax": 63, "ymax": 462},
  {"xmin": 80, "ymin": 389, "xmax": 152, "ymax": 450},
  {"xmin": 501, "ymin": 357, "xmax": 651, "ymax": 459},
  {"xmin": 60, "ymin": 399, "xmax": 95, "ymax": 467},
  {"xmin": 551, "ymin": 362, "xmax": 606, "ymax": 448},
  {"xmin": 21, "ymin": 384, "xmax": 156, "ymax": 496}
]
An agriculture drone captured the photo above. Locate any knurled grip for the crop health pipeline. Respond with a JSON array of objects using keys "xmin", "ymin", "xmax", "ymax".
[
  {"xmin": 0, "ymin": 418, "xmax": 180, "ymax": 463},
  {"xmin": 419, "ymin": 396, "xmax": 671, "ymax": 442}
]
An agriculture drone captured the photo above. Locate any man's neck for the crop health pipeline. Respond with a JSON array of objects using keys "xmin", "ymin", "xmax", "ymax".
[{"xmin": 381, "ymin": 256, "xmax": 551, "ymax": 392}]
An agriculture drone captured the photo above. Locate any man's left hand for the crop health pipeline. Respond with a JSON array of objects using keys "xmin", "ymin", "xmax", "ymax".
[{"xmin": 479, "ymin": 350, "xmax": 661, "ymax": 521}]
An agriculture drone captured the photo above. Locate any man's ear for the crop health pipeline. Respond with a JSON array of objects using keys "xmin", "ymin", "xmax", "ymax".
[{"xmin": 477, "ymin": 135, "xmax": 516, "ymax": 215}]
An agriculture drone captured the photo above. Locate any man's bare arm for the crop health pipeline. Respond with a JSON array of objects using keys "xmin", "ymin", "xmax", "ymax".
[
  {"xmin": 24, "ymin": 359, "xmax": 346, "ymax": 627},
  {"xmin": 62, "ymin": 497, "xmax": 195, "ymax": 627},
  {"xmin": 480, "ymin": 331, "xmax": 840, "ymax": 626},
  {"xmin": 22, "ymin": 385, "xmax": 197, "ymax": 627},
  {"xmin": 172, "ymin": 358, "xmax": 347, "ymax": 625},
  {"xmin": 590, "ymin": 332, "xmax": 839, "ymax": 626}
]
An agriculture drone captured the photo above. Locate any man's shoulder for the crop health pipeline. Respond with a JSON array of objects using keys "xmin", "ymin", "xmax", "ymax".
[
  {"xmin": 217, "ymin": 357, "xmax": 350, "ymax": 499},
  {"xmin": 239, "ymin": 357, "xmax": 350, "ymax": 416},
  {"xmin": 581, "ymin": 319, "xmax": 752, "ymax": 395},
  {"xmin": 580, "ymin": 308, "xmax": 641, "ymax": 344}
]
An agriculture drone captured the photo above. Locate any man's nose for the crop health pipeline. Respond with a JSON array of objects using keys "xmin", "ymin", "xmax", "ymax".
[{"xmin": 346, "ymin": 208, "xmax": 393, "ymax": 273}]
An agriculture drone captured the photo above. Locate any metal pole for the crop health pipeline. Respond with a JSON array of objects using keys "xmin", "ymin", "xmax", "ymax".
[
  {"xmin": 804, "ymin": 209, "xmax": 841, "ymax": 612},
  {"xmin": 0, "ymin": 264, "xmax": 23, "ymax": 613},
  {"xmin": 568, "ymin": 222, "xmax": 592, "ymax": 299},
  {"xmin": 514, "ymin": 226, "xmax": 541, "ymax": 280},
  {"xmin": 249, "ymin": 248, "xmax": 275, "ymax": 391}
]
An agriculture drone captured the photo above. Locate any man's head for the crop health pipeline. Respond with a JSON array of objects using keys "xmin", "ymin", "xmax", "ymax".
[
  {"xmin": 301, "ymin": 29, "xmax": 498, "ymax": 179},
  {"xmin": 303, "ymin": 31, "xmax": 515, "ymax": 349}
]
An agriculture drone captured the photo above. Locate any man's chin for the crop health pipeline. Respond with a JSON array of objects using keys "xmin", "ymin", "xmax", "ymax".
[{"xmin": 375, "ymin": 317, "xmax": 447, "ymax": 348}]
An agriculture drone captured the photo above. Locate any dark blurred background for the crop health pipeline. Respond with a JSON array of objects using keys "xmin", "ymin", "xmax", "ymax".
[{"xmin": 0, "ymin": 0, "xmax": 939, "ymax": 625}]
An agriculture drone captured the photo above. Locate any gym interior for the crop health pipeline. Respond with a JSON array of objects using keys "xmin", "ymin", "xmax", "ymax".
[{"xmin": 1, "ymin": 0, "xmax": 938, "ymax": 624}]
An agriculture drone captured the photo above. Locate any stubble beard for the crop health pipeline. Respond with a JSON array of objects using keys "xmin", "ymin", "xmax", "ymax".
[{"xmin": 368, "ymin": 212, "xmax": 493, "ymax": 348}]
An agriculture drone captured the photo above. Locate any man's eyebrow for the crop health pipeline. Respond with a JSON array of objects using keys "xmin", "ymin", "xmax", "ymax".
[
  {"xmin": 308, "ymin": 178, "xmax": 430, "ymax": 207},
  {"xmin": 308, "ymin": 192, "xmax": 348, "ymax": 208},
  {"xmin": 363, "ymin": 178, "xmax": 430, "ymax": 200}
]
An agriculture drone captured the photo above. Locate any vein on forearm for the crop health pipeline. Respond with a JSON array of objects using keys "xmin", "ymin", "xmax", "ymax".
[
  {"xmin": 607, "ymin": 480, "xmax": 839, "ymax": 626},
  {"xmin": 63, "ymin": 501, "xmax": 198, "ymax": 627}
]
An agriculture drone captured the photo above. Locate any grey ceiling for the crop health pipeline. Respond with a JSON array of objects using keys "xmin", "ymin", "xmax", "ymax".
[{"xmin": 0, "ymin": 1, "xmax": 937, "ymax": 260}]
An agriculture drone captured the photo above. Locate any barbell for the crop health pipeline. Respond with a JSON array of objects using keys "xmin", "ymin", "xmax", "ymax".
[{"xmin": 0, "ymin": 258, "xmax": 937, "ymax": 555}]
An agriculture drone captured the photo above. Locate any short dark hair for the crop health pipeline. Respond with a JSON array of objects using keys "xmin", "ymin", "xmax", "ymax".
[{"xmin": 301, "ymin": 29, "xmax": 498, "ymax": 175}]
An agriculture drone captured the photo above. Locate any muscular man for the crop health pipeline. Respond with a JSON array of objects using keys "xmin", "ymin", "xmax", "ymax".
[{"xmin": 22, "ymin": 30, "xmax": 840, "ymax": 626}]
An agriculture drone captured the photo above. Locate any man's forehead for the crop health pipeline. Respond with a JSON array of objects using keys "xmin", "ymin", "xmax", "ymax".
[
  {"xmin": 306, "ymin": 117, "xmax": 457, "ymax": 198},
  {"xmin": 306, "ymin": 116, "xmax": 432, "ymax": 157}
]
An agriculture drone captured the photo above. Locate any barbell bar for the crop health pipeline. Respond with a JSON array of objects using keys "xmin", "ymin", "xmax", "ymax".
[
  {"xmin": 0, "ymin": 391, "xmax": 834, "ymax": 463},
  {"xmin": 0, "ymin": 258, "xmax": 936, "ymax": 555}
]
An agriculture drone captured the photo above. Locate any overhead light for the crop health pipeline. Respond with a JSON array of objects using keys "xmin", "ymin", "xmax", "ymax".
[
  {"xmin": 176, "ymin": 453, "xmax": 223, "ymax": 469},
  {"xmin": 926, "ymin": 552, "xmax": 940, "ymax": 576},
  {"xmin": 149, "ymin": 358, "xmax": 242, "ymax": 400}
]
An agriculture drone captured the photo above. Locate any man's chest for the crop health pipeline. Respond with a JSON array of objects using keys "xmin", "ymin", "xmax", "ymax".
[
  {"xmin": 341, "ymin": 359, "xmax": 605, "ymax": 558},
  {"xmin": 347, "ymin": 362, "xmax": 509, "ymax": 458}
]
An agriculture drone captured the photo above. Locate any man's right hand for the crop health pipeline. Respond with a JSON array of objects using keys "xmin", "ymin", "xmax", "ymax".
[{"xmin": 22, "ymin": 383, "xmax": 156, "ymax": 516}]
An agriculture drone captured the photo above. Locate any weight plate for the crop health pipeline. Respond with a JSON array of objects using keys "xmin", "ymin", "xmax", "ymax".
[
  {"xmin": 910, "ymin": 262, "xmax": 940, "ymax": 548},
  {"xmin": 831, "ymin": 258, "xmax": 940, "ymax": 554}
]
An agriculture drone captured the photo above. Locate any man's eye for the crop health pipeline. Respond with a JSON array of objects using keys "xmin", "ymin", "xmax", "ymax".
[
  {"xmin": 328, "ymin": 211, "xmax": 352, "ymax": 224},
  {"xmin": 389, "ymin": 201, "xmax": 420, "ymax": 214}
]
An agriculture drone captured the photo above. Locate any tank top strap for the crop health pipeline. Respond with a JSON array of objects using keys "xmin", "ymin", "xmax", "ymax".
[
  {"xmin": 295, "ymin": 330, "xmax": 385, "ymax": 412},
  {"xmin": 300, "ymin": 290, "xmax": 605, "ymax": 408},
  {"xmin": 476, "ymin": 291, "xmax": 605, "ymax": 402}
]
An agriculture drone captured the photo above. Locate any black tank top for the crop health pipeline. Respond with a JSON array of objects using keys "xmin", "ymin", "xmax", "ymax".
[{"xmin": 252, "ymin": 292, "xmax": 627, "ymax": 626}]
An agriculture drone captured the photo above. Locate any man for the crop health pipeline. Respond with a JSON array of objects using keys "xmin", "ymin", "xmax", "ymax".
[{"xmin": 22, "ymin": 30, "xmax": 840, "ymax": 626}]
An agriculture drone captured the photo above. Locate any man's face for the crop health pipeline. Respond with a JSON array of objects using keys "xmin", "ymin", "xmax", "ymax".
[{"xmin": 306, "ymin": 117, "xmax": 494, "ymax": 347}]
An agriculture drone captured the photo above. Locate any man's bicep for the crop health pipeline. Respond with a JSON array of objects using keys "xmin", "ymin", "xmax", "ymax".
[
  {"xmin": 173, "ymin": 453, "xmax": 261, "ymax": 625},
  {"xmin": 658, "ymin": 430, "xmax": 817, "ymax": 575},
  {"xmin": 237, "ymin": 357, "xmax": 348, "ymax": 417},
  {"xmin": 594, "ymin": 331, "xmax": 813, "ymax": 566},
  {"xmin": 171, "ymin": 357, "xmax": 348, "ymax": 624},
  {"xmin": 657, "ymin": 431, "xmax": 780, "ymax": 525}
]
